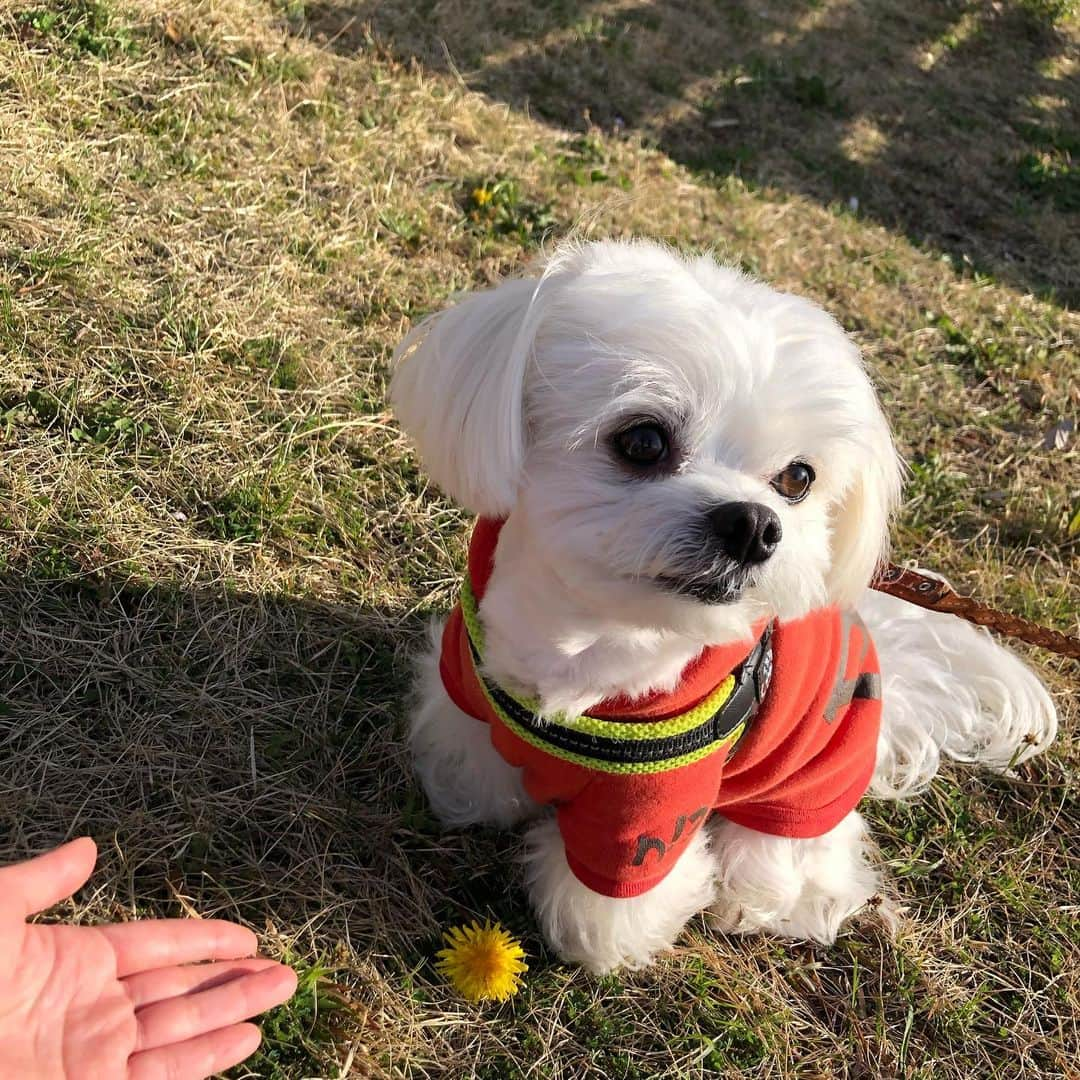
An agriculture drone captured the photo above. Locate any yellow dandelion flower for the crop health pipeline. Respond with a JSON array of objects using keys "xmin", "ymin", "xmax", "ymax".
[
  {"xmin": 436, "ymin": 920, "xmax": 528, "ymax": 1002},
  {"xmin": 471, "ymin": 186, "xmax": 493, "ymax": 206}
]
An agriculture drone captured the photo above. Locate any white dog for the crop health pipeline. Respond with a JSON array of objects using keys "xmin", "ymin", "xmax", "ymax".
[{"xmin": 390, "ymin": 239, "xmax": 1057, "ymax": 973}]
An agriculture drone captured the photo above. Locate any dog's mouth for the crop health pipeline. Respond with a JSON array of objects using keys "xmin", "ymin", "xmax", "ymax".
[
  {"xmin": 618, "ymin": 532, "xmax": 759, "ymax": 606},
  {"xmin": 652, "ymin": 569, "xmax": 752, "ymax": 606}
]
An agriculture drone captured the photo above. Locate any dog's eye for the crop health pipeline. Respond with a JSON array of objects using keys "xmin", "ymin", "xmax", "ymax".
[
  {"xmin": 613, "ymin": 422, "xmax": 669, "ymax": 467},
  {"xmin": 771, "ymin": 461, "xmax": 815, "ymax": 503}
]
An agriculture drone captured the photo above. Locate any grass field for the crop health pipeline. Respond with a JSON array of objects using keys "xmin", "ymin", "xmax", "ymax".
[{"xmin": 0, "ymin": 0, "xmax": 1077, "ymax": 1076}]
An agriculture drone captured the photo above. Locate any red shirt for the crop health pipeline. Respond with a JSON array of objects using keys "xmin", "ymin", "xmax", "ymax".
[{"xmin": 440, "ymin": 519, "xmax": 882, "ymax": 899}]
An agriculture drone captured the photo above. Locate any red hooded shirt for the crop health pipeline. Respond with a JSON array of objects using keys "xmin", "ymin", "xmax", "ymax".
[{"xmin": 439, "ymin": 519, "xmax": 882, "ymax": 899}]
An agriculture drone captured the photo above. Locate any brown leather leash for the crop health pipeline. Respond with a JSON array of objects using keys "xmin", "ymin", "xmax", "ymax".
[{"xmin": 872, "ymin": 564, "xmax": 1080, "ymax": 661}]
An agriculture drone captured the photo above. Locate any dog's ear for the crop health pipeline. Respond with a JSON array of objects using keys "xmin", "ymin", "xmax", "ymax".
[
  {"xmin": 390, "ymin": 277, "xmax": 544, "ymax": 517},
  {"xmin": 825, "ymin": 393, "xmax": 905, "ymax": 608}
]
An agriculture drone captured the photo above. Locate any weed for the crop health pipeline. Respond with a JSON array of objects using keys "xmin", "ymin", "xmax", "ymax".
[
  {"xmin": 568, "ymin": 14, "xmax": 630, "ymax": 55},
  {"xmin": 161, "ymin": 311, "xmax": 216, "ymax": 358},
  {"xmin": 222, "ymin": 42, "xmax": 312, "ymax": 83},
  {"xmin": 1017, "ymin": 0, "xmax": 1078, "ymax": 25},
  {"xmin": 239, "ymin": 336, "xmax": 304, "ymax": 390},
  {"xmin": 0, "ymin": 388, "xmax": 151, "ymax": 448},
  {"xmin": 700, "ymin": 1020, "xmax": 770, "ymax": 1070},
  {"xmin": 2, "ymin": 247, "xmax": 85, "ymax": 287},
  {"xmin": 904, "ymin": 451, "xmax": 969, "ymax": 529},
  {"xmin": 286, "ymin": 237, "xmax": 334, "ymax": 274},
  {"xmin": 17, "ymin": 1, "xmax": 136, "ymax": 58},
  {"xmin": 464, "ymin": 179, "xmax": 557, "ymax": 247},
  {"xmin": 29, "ymin": 544, "xmax": 83, "ymax": 580},
  {"xmin": 930, "ymin": 313, "xmax": 1015, "ymax": 377},
  {"xmin": 378, "ymin": 210, "xmax": 425, "ymax": 250},
  {"xmin": 258, "ymin": 51, "xmax": 312, "ymax": 83},
  {"xmin": 551, "ymin": 134, "xmax": 628, "ymax": 187},
  {"xmin": 788, "ymin": 72, "xmax": 832, "ymax": 110},
  {"xmin": 241, "ymin": 961, "xmax": 357, "ymax": 1079},
  {"xmin": 69, "ymin": 403, "xmax": 151, "ymax": 445},
  {"xmin": 1017, "ymin": 150, "xmax": 1080, "ymax": 212},
  {"xmin": 687, "ymin": 143, "xmax": 756, "ymax": 179},
  {"xmin": 204, "ymin": 482, "xmax": 281, "ymax": 543},
  {"xmin": 1017, "ymin": 122, "xmax": 1080, "ymax": 156}
]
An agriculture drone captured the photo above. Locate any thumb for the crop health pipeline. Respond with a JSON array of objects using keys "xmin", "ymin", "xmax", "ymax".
[{"xmin": 0, "ymin": 838, "xmax": 98, "ymax": 918}]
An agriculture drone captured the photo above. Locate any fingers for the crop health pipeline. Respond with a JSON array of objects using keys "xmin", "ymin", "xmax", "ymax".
[
  {"xmin": 133, "ymin": 963, "xmax": 298, "ymax": 1052},
  {"xmin": 0, "ymin": 837, "xmax": 98, "ymax": 917},
  {"xmin": 100, "ymin": 919, "xmax": 259, "ymax": 978},
  {"xmin": 123, "ymin": 957, "xmax": 282, "ymax": 1011},
  {"xmin": 127, "ymin": 1022, "xmax": 263, "ymax": 1080}
]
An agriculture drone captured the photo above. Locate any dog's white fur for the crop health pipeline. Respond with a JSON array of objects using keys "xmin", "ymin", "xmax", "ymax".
[{"xmin": 392, "ymin": 239, "xmax": 1057, "ymax": 972}]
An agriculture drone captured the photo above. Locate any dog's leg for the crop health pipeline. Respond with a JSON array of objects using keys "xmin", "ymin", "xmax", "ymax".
[
  {"xmin": 522, "ymin": 817, "xmax": 717, "ymax": 973},
  {"xmin": 409, "ymin": 620, "xmax": 539, "ymax": 828},
  {"xmin": 708, "ymin": 811, "xmax": 882, "ymax": 943},
  {"xmin": 859, "ymin": 588, "xmax": 1058, "ymax": 799}
]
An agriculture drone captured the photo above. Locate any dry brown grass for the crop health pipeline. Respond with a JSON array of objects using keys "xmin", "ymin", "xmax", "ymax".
[{"xmin": 0, "ymin": 1, "xmax": 1076, "ymax": 1077}]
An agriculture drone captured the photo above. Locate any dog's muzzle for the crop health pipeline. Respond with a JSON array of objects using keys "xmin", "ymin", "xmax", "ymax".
[{"xmin": 651, "ymin": 501, "xmax": 779, "ymax": 604}]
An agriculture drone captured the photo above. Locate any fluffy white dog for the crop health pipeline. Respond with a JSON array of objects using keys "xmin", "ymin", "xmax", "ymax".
[{"xmin": 390, "ymin": 239, "xmax": 1057, "ymax": 973}]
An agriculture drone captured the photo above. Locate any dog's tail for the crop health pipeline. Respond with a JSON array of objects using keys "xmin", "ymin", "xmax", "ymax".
[{"xmin": 857, "ymin": 587, "xmax": 1058, "ymax": 799}]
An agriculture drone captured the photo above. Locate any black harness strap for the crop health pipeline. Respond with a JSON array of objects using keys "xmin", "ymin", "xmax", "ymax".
[{"xmin": 467, "ymin": 624, "xmax": 774, "ymax": 767}]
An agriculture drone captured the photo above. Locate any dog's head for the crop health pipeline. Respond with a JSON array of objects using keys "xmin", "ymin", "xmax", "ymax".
[{"xmin": 391, "ymin": 240, "xmax": 902, "ymax": 637}]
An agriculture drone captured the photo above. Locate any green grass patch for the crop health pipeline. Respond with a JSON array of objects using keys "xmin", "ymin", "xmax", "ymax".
[
  {"xmin": 463, "ymin": 178, "xmax": 558, "ymax": 248},
  {"xmin": 549, "ymin": 134, "xmax": 630, "ymax": 188},
  {"xmin": 1017, "ymin": 0, "xmax": 1078, "ymax": 25},
  {"xmin": 1017, "ymin": 150, "xmax": 1080, "ymax": 212},
  {"xmin": 238, "ymin": 961, "xmax": 357, "ymax": 1079},
  {"xmin": 0, "ymin": 387, "xmax": 152, "ymax": 448},
  {"xmin": 901, "ymin": 450, "xmax": 971, "ymax": 532},
  {"xmin": 239, "ymin": 336, "xmax": 304, "ymax": 390},
  {"xmin": 929, "ymin": 312, "xmax": 1018, "ymax": 378},
  {"xmin": 16, "ymin": 1, "xmax": 137, "ymax": 58},
  {"xmin": 377, "ymin": 210, "xmax": 426, "ymax": 251},
  {"xmin": 203, "ymin": 481, "xmax": 286, "ymax": 543}
]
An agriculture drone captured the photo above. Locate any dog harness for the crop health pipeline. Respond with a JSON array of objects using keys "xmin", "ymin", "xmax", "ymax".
[{"xmin": 439, "ymin": 518, "xmax": 883, "ymax": 898}]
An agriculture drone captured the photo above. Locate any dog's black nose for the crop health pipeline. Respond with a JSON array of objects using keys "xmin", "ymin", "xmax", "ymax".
[{"xmin": 708, "ymin": 502, "xmax": 782, "ymax": 565}]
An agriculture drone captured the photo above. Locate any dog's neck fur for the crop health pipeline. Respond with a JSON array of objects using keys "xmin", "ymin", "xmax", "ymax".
[{"xmin": 477, "ymin": 513, "xmax": 749, "ymax": 719}]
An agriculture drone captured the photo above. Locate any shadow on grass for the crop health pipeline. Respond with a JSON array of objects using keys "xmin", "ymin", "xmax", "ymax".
[
  {"xmin": 295, "ymin": 0, "xmax": 1080, "ymax": 305},
  {"xmin": 0, "ymin": 570, "xmax": 527, "ymax": 1069}
]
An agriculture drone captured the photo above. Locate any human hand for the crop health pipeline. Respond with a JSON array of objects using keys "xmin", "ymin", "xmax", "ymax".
[{"xmin": 0, "ymin": 838, "xmax": 298, "ymax": 1079}]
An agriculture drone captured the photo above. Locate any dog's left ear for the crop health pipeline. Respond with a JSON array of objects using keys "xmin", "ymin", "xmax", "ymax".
[
  {"xmin": 390, "ymin": 275, "xmax": 547, "ymax": 517},
  {"xmin": 825, "ymin": 391, "xmax": 905, "ymax": 608}
]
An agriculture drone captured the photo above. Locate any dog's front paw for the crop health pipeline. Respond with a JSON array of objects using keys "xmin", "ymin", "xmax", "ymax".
[
  {"xmin": 521, "ymin": 818, "xmax": 717, "ymax": 973},
  {"xmin": 709, "ymin": 812, "xmax": 882, "ymax": 944}
]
